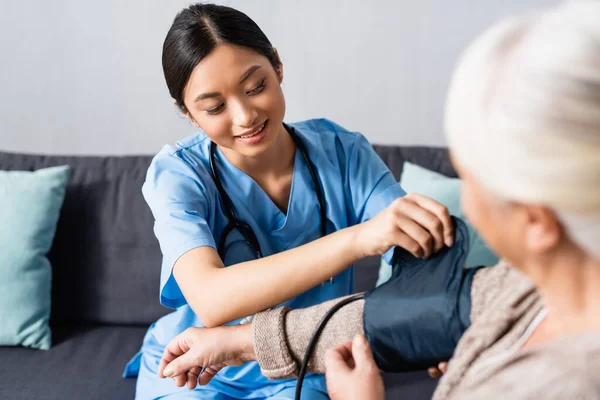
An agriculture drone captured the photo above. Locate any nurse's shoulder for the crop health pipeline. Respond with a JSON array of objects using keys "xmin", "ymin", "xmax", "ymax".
[
  {"xmin": 289, "ymin": 118, "xmax": 374, "ymax": 162},
  {"xmin": 142, "ymin": 131, "xmax": 214, "ymax": 211},
  {"xmin": 291, "ymin": 118, "xmax": 364, "ymax": 141}
]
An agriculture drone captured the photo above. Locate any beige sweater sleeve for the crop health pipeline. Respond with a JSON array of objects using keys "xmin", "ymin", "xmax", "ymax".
[
  {"xmin": 252, "ymin": 262, "xmax": 509, "ymax": 380},
  {"xmin": 252, "ymin": 295, "xmax": 365, "ymax": 379}
]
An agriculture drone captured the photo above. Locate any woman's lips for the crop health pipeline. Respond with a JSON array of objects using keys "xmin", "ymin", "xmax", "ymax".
[{"xmin": 235, "ymin": 120, "xmax": 268, "ymax": 144}]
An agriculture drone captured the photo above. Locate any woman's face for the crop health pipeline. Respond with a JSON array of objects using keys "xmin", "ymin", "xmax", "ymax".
[
  {"xmin": 453, "ymin": 155, "xmax": 533, "ymax": 268},
  {"xmin": 181, "ymin": 44, "xmax": 286, "ymax": 158}
]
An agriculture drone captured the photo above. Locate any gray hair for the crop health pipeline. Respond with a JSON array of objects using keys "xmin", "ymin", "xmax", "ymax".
[{"xmin": 445, "ymin": 1, "xmax": 600, "ymax": 258}]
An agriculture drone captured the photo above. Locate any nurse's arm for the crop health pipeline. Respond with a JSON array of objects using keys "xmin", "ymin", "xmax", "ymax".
[
  {"xmin": 173, "ymin": 195, "xmax": 453, "ymax": 328},
  {"xmin": 172, "ymin": 225, "xmax": 364, "ymax": 328}
]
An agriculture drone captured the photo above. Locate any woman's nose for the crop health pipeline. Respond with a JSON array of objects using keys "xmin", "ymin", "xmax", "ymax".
[{"xmin": 232, "ymin": 99, "xmax": 258, "ymax": 128}]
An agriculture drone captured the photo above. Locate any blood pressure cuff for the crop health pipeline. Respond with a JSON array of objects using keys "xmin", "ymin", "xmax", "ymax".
[{"xmin": 363, "ymin": 217, "xmax": 482, "ymax": 372}]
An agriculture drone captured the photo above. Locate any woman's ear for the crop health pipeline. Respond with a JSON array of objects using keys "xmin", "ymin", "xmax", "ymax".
[
  {"xmin": 524, "ymin": 205, "xmax": 562, "ymax": 255},
  {"xmin": 174, "ymin": 99, "xmax": 200, "ymax": 129},
  {"xmin": 273, "ymin": 48, "xmax": 284, "ymax": 84}
]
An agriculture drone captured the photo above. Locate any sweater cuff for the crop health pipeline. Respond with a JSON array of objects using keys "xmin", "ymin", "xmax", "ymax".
[{"xmin": 252, "ymin": 306, "xmax": 298, "ymax": 379}]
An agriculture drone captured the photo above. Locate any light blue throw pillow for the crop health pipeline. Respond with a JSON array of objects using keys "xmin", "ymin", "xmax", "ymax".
[
  {"xmin": 376, "ymin": 162, "xmax": 498, "ymax": 286},
  {"xmin": 0, "ymin": 165, "xmax": 69, "ymax": 349}
]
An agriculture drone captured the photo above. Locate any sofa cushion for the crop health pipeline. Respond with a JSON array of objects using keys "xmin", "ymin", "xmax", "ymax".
[
  {"xmin": 383, "ymin": 371, "xmax": 438, "ymax": 400},
  {"xmin": 0, "ymin": 323, "xmax": 437, "ymax": 400},
  {"xmin": 0, "ymin": 166, "xmax": 68, "ymax": 350},
  {"xmin": 0, "ymin": 152, "xmax": 169, "ymax": 325},
  {"xmin": 0, "ymin": 324, "xmax": 145, "ymax": 400}
]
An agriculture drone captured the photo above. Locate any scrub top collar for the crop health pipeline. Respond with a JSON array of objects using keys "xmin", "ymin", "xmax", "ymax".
[{"xmin": 210, "ymin": 132, "xmax": 320, "ymax": 235}]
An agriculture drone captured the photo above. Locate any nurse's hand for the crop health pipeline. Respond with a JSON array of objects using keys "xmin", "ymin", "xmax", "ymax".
[
  {"xmin": 158, "ymin": 325, "xmax": 254, "ymax": 389},
  {"xmin": 325, "ymin": 334, "xmax": 384, "ymax": 400},
  {"xmin": 355, "ymin": 193, "xmax": 453, "ymax": 259}
]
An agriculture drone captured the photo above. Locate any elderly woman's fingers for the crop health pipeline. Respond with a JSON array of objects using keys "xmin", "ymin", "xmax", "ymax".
[
  {"xmin": 438, "ymin": 361, "xmax": 448, "ymax": 374},
  {"xmin": 186, "ymin": 367, "xmax": 202, "ymax": 390},
  {"xmin": 428, "ymin": 366, "xmax": 443, "ymax": 379},
  {"xmin": 199, "ymin": 364, "xmax": 227, "ymax": 386},
  {"xmin": 173, "ymin": 373, "xmax": 187, "ymax": 387}
]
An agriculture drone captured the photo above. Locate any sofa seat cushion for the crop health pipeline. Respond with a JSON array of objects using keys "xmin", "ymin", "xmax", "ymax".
[
  {"xmin": 0, "ymin": 325, "xmax": 145, "ymax": 400},
  {"xmin": 0, "ymin": 323, "xmax": 437, "ymax": 400},
  {"xmin": 383, "ymin": 371, "xmax": 438, "ymax": 400}
]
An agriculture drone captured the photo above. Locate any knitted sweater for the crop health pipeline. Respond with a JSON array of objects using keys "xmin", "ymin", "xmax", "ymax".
[{"xmin": 252, "ymin": 261, "xmax": 600, "ymax": 399}]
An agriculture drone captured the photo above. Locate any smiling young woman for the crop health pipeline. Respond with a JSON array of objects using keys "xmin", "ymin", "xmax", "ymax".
[
  {"xmin": 152, "ymin": 3, "xmax": 600, "ymax": 400},
  {"xmin": 123, "ymin": 4, "xmax": 455, "ymax": 399}
]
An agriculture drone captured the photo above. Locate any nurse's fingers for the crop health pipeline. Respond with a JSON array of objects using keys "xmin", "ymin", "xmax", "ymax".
[
  {"xmin": 405, "ymin": 193, "xmax": 453, "ymax": 247},
  {"xmin": 387, "ymin": 229, "xmax": 424, "ymax": 259},
  {"xmin": 394, "ymin": 198, "xmax": 445, "ymax": 253},
  {"xmin": 393, "ymin": 214, "xmax": 435, "ymax": 258}
]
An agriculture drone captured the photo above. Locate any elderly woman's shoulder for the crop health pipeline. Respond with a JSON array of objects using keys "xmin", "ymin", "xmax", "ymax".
[
  {"xmin": 455, "ymin": 334, "xmax": 600, "ymax": 400},
  {"xmin": 504, "ymin": 333, "xmax": 600, "ymax": 399},
  {"xmin": 470, "ymin": 260, "xmax": 537, "ymax": 323}
]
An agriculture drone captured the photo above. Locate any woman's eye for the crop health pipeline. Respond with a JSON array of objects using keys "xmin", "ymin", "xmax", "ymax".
[
  {"xmin": 206, "ymin": 103, "xmax": 225, "ymax": 115},
  {"xmin": 247, "ymin": 79, "xmax": 266, "ymax": 95}
]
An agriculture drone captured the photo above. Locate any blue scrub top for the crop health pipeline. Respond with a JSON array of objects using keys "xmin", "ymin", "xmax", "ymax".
[{"xmin": 124, "ymin": 119, "xmax": 405, "ymax": 399}]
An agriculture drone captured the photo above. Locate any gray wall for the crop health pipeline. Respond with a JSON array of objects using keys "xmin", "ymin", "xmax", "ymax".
[{"xmin": 0, "ymin": 0, "xmax": 556, "ymax": 155}]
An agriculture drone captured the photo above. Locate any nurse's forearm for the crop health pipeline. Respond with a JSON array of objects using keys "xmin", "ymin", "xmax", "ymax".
[{"xmin": 175, "ymin": 225, "xmax": 364, "ymax": 328}]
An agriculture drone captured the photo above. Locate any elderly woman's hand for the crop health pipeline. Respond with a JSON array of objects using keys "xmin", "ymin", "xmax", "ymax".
[
  {"xmin": 325, "ymin": 334, "xmax": 384, "ymax": 400},
  {"xmin": 428, "ymin": 361, "xmax": 448, "ymax": 379},
  {"xmin": 158, "ymin": 324, "xmax": 254, "ymax": 389}
]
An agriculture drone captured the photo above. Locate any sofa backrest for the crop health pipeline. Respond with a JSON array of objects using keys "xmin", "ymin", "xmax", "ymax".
[
  {"xmin": 0, "ymin": 146, "xmax": 455, "ymax": 325},
  {"xmin": 0, "ymin": 152, "xmax": 164, "ymax": 325}
]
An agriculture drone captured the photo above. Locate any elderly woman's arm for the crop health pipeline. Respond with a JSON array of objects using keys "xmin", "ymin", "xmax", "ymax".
[
  {"xmin": 252, "ymin": 295, "xmax": 366, "ymax": 378},
  {"xmin": 251, "ymin": 262, "xmax": 513, "ymax": 379},
  {"xmin": 158, "ymin": 262, "xmax": 513, "ymax": 383}
]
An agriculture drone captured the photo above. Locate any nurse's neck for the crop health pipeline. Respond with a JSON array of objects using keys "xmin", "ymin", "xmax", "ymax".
[{"xmin": 223, "ymin": 122, "xmax": 296, "ymax": 181}]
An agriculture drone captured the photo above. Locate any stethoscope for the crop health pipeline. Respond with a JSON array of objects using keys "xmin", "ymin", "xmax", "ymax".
[{"xmin": 209, "ymin": 123, "xmax": 333, "ymax": 284}]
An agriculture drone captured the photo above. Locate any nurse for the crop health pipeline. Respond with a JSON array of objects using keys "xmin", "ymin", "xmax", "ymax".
[{"xmin": 125, "ymin": 3, "xmax": 454, "ymax": 399}]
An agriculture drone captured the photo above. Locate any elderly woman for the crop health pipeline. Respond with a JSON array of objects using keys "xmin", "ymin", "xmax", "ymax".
[{"xmin": 158, "ymin": 2, "xmax": 600, "ymax": 398}]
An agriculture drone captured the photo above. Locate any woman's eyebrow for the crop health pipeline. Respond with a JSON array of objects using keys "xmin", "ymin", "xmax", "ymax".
[
  {"xmin": 193, "ymin": 65, "xmax": 263, "ymax": 103},
  {"xmin": 194, "ymin": 91, "xmax": 220, "ymax": 102},
  {"xmin": 239, "ymin": 65, "xmax": 262, "ymax": 83}
]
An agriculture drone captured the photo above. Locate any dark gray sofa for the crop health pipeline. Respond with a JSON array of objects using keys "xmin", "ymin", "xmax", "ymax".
[{"xmin": 0, "ymin": 144, "xmax": 457, "ymax": 400}]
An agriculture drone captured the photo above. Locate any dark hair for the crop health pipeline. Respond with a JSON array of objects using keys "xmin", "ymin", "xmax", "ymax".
[{"xmin": 162, "ymin": 3, "xmax": 280, "ymax": 112}]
